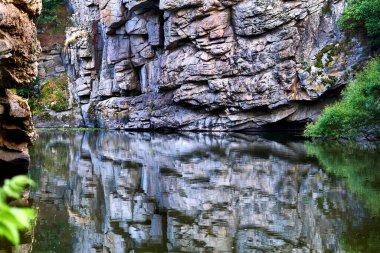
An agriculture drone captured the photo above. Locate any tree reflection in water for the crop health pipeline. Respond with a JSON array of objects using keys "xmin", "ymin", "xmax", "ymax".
[{"xmin": 306, "ymin": 141, "xmax": 380, "ymax": 252}]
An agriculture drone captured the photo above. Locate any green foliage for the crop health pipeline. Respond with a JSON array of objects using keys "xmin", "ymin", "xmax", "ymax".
[
  {"xmin": 305, "ymin": 58, "xmax": 380, "ymax": 138},
  {"xmin": 0, "ymin": 176, "xmax": 36, "ymax": 245},
  {"xmin": 31, "ymin": 74, "xmax": 70, "ymax": 114},
  {"xmin": 339, "ymin": 0, "xmax": 380, "ymax": 46},
  {"xmin": 17, "ymin": 77, "xmax": 40, "ymax": 100},
  {"xmin": 39, "ymin": 0, "xmax": 65, "ymax": 27}
]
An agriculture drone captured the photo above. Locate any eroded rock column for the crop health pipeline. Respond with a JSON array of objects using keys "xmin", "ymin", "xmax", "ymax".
[{"xmin": 0, "ymin": 0, "xmax": 41, "ymax": 172}]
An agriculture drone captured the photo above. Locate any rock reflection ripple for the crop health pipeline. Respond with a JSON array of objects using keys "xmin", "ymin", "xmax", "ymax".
[{"xmin": 28, "ymin": 131, "xmax": 379, "ymax": 253}]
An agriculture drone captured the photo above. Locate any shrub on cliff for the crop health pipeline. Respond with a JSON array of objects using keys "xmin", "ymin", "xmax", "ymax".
[
  {"xmin": 39, "ymin": 0, "xmax": 65, "ymax": 26},
  {"xmin": 305, "ymin": 58, "xmax": 380, "ymax": 138},
  {"xmin": 38, "ymin": 0, "xmax": 69, "ymax": 47},
  {"xmin": 28, "ymin": 74, "xmax": 70, "ymax": 114},
  {"xmin": 339, "ymin": 0, "xmax": 380, "ymax": 46}
]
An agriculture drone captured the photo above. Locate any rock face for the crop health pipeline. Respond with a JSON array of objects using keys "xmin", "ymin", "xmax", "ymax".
[
  {"xmin": 0, "ymin": 0, "xmax": 41, "ymax": 170},
  {"xmin": 65, "ymin": 0, "xmax": 368, "ymax": 130},
  {"xmin": 33, "ymin": 47, "xmax": 84, "ymax": 128},
  {"xmin": 38, "ymin": 47, "xmax": 66, "ymax": 82}
]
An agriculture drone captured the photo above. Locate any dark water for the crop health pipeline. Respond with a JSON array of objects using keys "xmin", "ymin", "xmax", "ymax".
[{"xmin": 22, "ymin": 131, "xmax": 380, "ymax": 252}]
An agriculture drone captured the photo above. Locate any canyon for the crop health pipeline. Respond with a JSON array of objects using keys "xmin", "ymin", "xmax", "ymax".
[{"xmin": 0, "ymin": 1, "xmax": 379, "ymax": 251}]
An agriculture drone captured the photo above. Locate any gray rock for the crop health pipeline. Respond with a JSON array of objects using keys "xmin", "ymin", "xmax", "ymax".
[{"xmin": 64, "ymin": 0, "xmax": 370, "ymax": 130}]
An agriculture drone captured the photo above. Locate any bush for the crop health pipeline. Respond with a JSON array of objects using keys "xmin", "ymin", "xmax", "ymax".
[
  {"xmin": 339, "ymin": 0, "xmax": 380, "ymax": 46},
  {"xmin": 305, "ymin": 58, "xmax": 380, "ymax": 138},
  {"xmin": 17, "ymin": 77, "xmax": 40, "ymax": 100},
  {"xmin": 0, "ymin": 176, "xmax": 36, "ymax": 245},
  {"xmin": 31, "ymin": 74, "xmax": 70, "ymax": 114},
  {"xmin": 39, "ymin": 0, "xmax": 66, "ymax": 27}
]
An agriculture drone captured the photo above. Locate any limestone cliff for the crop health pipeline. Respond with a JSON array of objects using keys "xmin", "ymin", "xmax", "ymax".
[
  {"xmin": 65, "ymin": 0, "xmax": 368, "ymax": 130},
  {"xmin": 0, "ymin": 0, "xmax": 41, "ymax": 170}
]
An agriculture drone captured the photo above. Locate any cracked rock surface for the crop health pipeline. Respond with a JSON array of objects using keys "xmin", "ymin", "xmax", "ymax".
[
  {"xmin": 0, "ymin": 0, "xmax": 40, "ymax": 170},
  {"xmin": 65, "ymin": 0, "xmax": 368, "ymax": 130}
]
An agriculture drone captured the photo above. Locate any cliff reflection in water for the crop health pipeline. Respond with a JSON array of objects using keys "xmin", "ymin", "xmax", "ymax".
[{"xmin": 28, "ymin": 131, "xmax": 380, "ymax": 253}]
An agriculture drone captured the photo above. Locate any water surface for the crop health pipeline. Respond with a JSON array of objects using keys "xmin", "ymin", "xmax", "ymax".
[{"xmin": 24, "ymin": 131, "xmax": 380, "ymax": 252}]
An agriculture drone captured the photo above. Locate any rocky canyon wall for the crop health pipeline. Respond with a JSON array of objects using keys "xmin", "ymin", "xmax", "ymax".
[
  {"xmin": 0, "ymin": 0, "xmax": 40, "ymax": 172},
  {"xmin": 65, "ymin": 0, "xmax": 368, "ymax": 130}
]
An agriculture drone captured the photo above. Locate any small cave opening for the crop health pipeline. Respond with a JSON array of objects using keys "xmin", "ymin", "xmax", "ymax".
[
  {"xmin": 0, "ymin": 159, "xmax": 29, "ymax": 185},
  {"xmin": 260, "ymin": 120, "xmax": 308, "ymax": 132},
  {"xmin": 157, "ymin": 8, "xmax": 165, "ymax": 48},
  {"xmin": 121, "ymin": 65, "xmax": 143, "ymax": 97}
]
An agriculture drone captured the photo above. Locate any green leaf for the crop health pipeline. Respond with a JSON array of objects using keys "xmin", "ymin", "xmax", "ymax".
[
  {"xmin": 10, "ymin": 175, "xmax": 36, "ymax": 188},
  {"xmin": 9, "ymin": 208, "xmax": 35, "ymax": 229},
  {"xmin": 0, "ymin": 220, "xmax": 20, "ymax": 245},
  {"xmin": 2, "ymin": 183, "xmax": 20, "ymax": 199},
  {"xmin": 0, "ymin": 176, "xmax": 36, "ymax": 245},
  {"xmin": 0, "ymin": 211, "xmax": 24, "ymax": 229}
]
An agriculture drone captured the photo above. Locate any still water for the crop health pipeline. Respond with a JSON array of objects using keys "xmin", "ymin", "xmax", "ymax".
[{"xmin": 24, "ymin": 131, "xmax": 380, "ymax": 252}]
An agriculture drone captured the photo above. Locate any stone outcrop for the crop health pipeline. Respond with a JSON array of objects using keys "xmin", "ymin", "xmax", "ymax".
[
  {"xmin": 33, "ymin": 46, "xmax": 84, "ymax": 128},
  {"xmin": 27, "ymin": 131, "xmax": 374, "ymax": 252},
  {"xmin": 64, "ymin": 0, "xmax": 368, "ymax": 130},
  {"xmin": 38, "ymin": 47, "xmax": 66, "ymax": 82},
  {"xmin": 0, "ymin": 0, "xmax": 41, "ymax": 171}
]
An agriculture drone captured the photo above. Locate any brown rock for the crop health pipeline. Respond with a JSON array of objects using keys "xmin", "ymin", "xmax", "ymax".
[
  {"xmin": 0, "ymin": 0, "xmax": 40, "ymax": 167},
  {"xmin": 0, "ymin": 1, "xmax": 41, "ymax": 88}
]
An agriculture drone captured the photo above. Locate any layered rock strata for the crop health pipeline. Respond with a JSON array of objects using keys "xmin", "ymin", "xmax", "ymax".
[
  {"xmin": 0, "ymin": 0, "xmax": 41, "ymax": 171},
  {"xmin": 38, "ymin": 47, "xmax": 66, "ymax": 83},
  {"xmin": 65, "ymin": 0, "xmax": 367, "ymax": 130}
]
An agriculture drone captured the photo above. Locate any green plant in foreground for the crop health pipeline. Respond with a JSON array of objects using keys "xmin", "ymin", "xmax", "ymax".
[
  {"xmin": 305, "ymin": 58, "xmax": 380, "ymax": 138},
  {"xmin": 0, "ymin": 176, "xmax": 36, "ymax": 245}
]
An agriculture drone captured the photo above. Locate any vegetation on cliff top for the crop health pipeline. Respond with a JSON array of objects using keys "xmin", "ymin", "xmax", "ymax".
[
  {"xmin": 339, "ymin": 0, "xmax": 380, "ymax": 47},
  {"xmin": 305, "ymin": 58, "xmax": 380, "ymax": 138},
  {"xmin": 39, "ymin": 0, "xmax": 66, "ymax": 27},
  {"xmin": 38, "ymin": 0, "xmax": 69, "ymax": 49}
]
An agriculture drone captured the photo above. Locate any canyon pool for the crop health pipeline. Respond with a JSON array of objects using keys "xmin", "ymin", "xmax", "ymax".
[{"xmin": 25, "ymin": 131, "xmax": 380, "ymax": 252}]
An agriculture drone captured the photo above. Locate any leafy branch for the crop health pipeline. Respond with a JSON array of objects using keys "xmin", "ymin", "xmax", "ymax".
[{"xmin": 0, "ymin": 176, "xmax": 36, "ymax": 245}]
